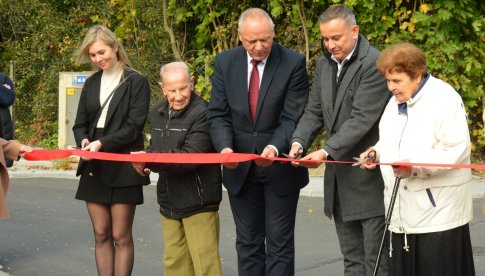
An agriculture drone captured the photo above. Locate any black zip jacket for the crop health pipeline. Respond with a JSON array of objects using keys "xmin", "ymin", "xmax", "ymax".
[{"xmin": 145, "ymin": 92, "xmax": 222, "ymax": 219}]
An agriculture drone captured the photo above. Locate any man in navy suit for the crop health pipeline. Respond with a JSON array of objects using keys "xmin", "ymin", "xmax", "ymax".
[{"xmin": 207, "ymin": 8, "xmax": 309, "ymax": 276}]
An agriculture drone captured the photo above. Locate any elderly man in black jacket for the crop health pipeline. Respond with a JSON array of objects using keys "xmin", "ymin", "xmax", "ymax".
[{"xmin": 132, "ymin": 61, "xmax": 222, "ymax": 276}]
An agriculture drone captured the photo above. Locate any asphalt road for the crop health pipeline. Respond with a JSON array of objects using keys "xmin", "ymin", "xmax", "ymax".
[{"xmin": 1, "ymin": 177, "xmax": 485, "ymax": 275}]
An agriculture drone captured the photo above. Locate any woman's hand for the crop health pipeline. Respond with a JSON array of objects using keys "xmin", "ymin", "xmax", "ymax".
[
  {"xmin": 392, "ymin": 160, "xmax": 411, "ymax": 178},
  {"xmin": 82, "ymin": 140, "xmax": 102, "ymax": 152},
  {"xmin": 81, "ymin": 139, "xmax": 90, "ymax": 149},
  {"xmin": 81, "ymin": 140, "xmax": 102, "ymax": 161},
  {"xmin": 18, "ymin": 144, "xmax": 33, "ymax": 158}
]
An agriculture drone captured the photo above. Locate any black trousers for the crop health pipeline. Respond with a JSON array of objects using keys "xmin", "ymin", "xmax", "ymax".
[{"xmin": 228, "ymin": 164, "xmax": 300, "ymax": 276}]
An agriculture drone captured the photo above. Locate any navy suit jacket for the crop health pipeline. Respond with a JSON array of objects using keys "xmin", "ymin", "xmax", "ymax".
[{"xmin": 208, "ymin": 43, "xmax": 309, "ymax": 196}]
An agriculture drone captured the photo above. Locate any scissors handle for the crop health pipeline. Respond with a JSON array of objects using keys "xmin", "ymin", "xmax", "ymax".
[
  {"xmin": 282, "ymin": 146, "xmax": 303, "ymax": 159},
  {"xmin": 281, "ymin": 153, "xmax": 294, "ymax": 159}
]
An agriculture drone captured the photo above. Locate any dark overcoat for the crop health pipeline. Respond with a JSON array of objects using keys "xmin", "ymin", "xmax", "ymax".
[{"xmin": 292, "ymin": 35, "xmax": 390, "ymax": 221}]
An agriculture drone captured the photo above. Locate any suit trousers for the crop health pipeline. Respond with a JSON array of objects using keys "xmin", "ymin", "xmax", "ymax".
[
  {"xmin": 228, "ymin": 164, "xmax": 300, "ymax": 276},
  {"xmin": 333, "ymin": 186, "xmax": 389, "ymax": 276},
  {"xmin": 160, "ymin": 211, "xmax": 222, "ymax": 276}
]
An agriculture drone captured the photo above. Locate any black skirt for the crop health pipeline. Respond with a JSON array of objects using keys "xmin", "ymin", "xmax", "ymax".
[
  {"xmin": 75, "ymin": 178, "xmax": 143, "ymax": 205},
  {"xmin": 75, "ymin": 128, "xmax": 144, "ymax": 205},
  {"xmin": 389, "ymin": 223, "xmax": 475, "ymax": 276}
]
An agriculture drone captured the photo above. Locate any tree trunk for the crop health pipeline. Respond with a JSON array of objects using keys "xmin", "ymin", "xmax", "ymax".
[
  {"xmin": 162, "ymin": 0, "xmax": 182, "ymax": 60},
  {"xmin": 296, "ymin": 0, "xmax": 309, "ymax": 63}
]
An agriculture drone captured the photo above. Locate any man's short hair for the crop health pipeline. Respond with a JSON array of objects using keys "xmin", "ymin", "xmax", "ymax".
[
  {"xmin": 160, "ymin": 61, "xmax": 191, "ymax": 83},
  {"xmin": 318, "ymin": 4, "xmax": 357, "ymax": 27},
  {"xmin": 238, "ymin": 8, "xmax": 275, "ymax": 32}
]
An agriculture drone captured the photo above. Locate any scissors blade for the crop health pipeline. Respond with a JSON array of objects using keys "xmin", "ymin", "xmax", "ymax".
[
  {"xmin": 281, "ymin": 153, "xmax": 294, "ymax": 159},
  {"xmin": 352, "ymin": 156, "xmax": 367, "ymax": 166}
]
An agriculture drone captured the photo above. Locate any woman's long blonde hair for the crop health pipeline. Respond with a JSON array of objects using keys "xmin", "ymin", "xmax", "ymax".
[{"xmin": 74, "ymin": 25, "xmax": 132, "ymax": 71}]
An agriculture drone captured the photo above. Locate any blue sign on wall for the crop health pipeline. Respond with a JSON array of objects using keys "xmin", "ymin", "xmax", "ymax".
[{"xmin": 72, "ymin": 75, "xmax": 88, "ymax": 86}]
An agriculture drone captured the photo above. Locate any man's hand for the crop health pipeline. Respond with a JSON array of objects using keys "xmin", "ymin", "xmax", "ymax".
[
  {"xmin": 131, "ymin": 151, "xmax": 150, "ymax": 176},
  {"xmin": 358, "ymin": 147, "xmax": 377, "ymax": 170},
  {"xmin": 288, "ymin": 143, "xmax": 304, "ymax": 159},
  {"xmin": 288, "ymin": 143, "xmax": 304, "ymax": 167},
  {"xmin": 392, "ymin": 160, "xmax": 411, "ymax": 179},
  {"xmin": 293, "ymin": 149, "xmax": 326, "ymax": 168},
  {"xmin": 81, "ymin": 140, "xmax": 102, "ymax": 161},
  {"xmin": 255, "ymin": 146, "xmax": 276, "ymax": 167},
  {"xmin": 221, "ymin": 148, "xmax": 238, "ymax": 169}
]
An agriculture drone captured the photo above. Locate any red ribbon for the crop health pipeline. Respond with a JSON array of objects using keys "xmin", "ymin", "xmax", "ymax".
[{"xmin": 23, "ymin": 149, "xmax": 485, "ymax": 170}]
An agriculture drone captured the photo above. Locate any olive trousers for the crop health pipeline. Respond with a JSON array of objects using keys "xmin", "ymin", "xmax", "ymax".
[{"xmin": 161, "ymin": 211, "xmax": 222, "ymax": 276}]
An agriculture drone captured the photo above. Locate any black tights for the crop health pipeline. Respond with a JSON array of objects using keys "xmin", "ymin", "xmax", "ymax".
[{"xmin": 86, "ymin": 202, "xmax": 136, "ymax": 276}]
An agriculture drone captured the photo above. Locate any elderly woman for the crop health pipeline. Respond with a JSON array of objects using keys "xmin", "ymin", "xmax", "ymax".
[{"xmin": 360, "ymin": 42, "xmax": 475, "ymax": 275}]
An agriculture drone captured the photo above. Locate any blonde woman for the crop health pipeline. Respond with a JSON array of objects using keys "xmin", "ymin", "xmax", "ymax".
[{"xmin": 73, "ymin": 25, "xmax": 150, "ymax": 275}]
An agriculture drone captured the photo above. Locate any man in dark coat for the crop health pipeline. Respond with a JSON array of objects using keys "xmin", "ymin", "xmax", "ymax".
[{"xmin": 289, "ymin": 5, "xmax": 391, "ymax": 276}]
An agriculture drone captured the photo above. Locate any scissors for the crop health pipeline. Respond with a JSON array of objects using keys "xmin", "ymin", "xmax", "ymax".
[
  {"xmin": 352, "ymin": 155, "xmax": 372, "ymax": 166},
  {"xmin": 281, "ymin": 146, "xmax": 303, "ymax": 159}
]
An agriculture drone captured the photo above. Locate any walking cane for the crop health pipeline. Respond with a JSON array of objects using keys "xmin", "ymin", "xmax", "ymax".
[{"xmin": 373, "ymin": 176, "xmax": 402, "ymax": 276}]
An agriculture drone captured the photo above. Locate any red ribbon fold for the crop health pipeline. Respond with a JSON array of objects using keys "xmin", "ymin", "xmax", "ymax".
[{"xmin": 23, "ymin": 149, "xmax": 485, "ymax": 170}]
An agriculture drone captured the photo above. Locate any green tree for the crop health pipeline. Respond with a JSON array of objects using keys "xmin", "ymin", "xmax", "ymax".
[{"xmin": 0, "ymin": 0, "xmax": 483, "ymax": 163}]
